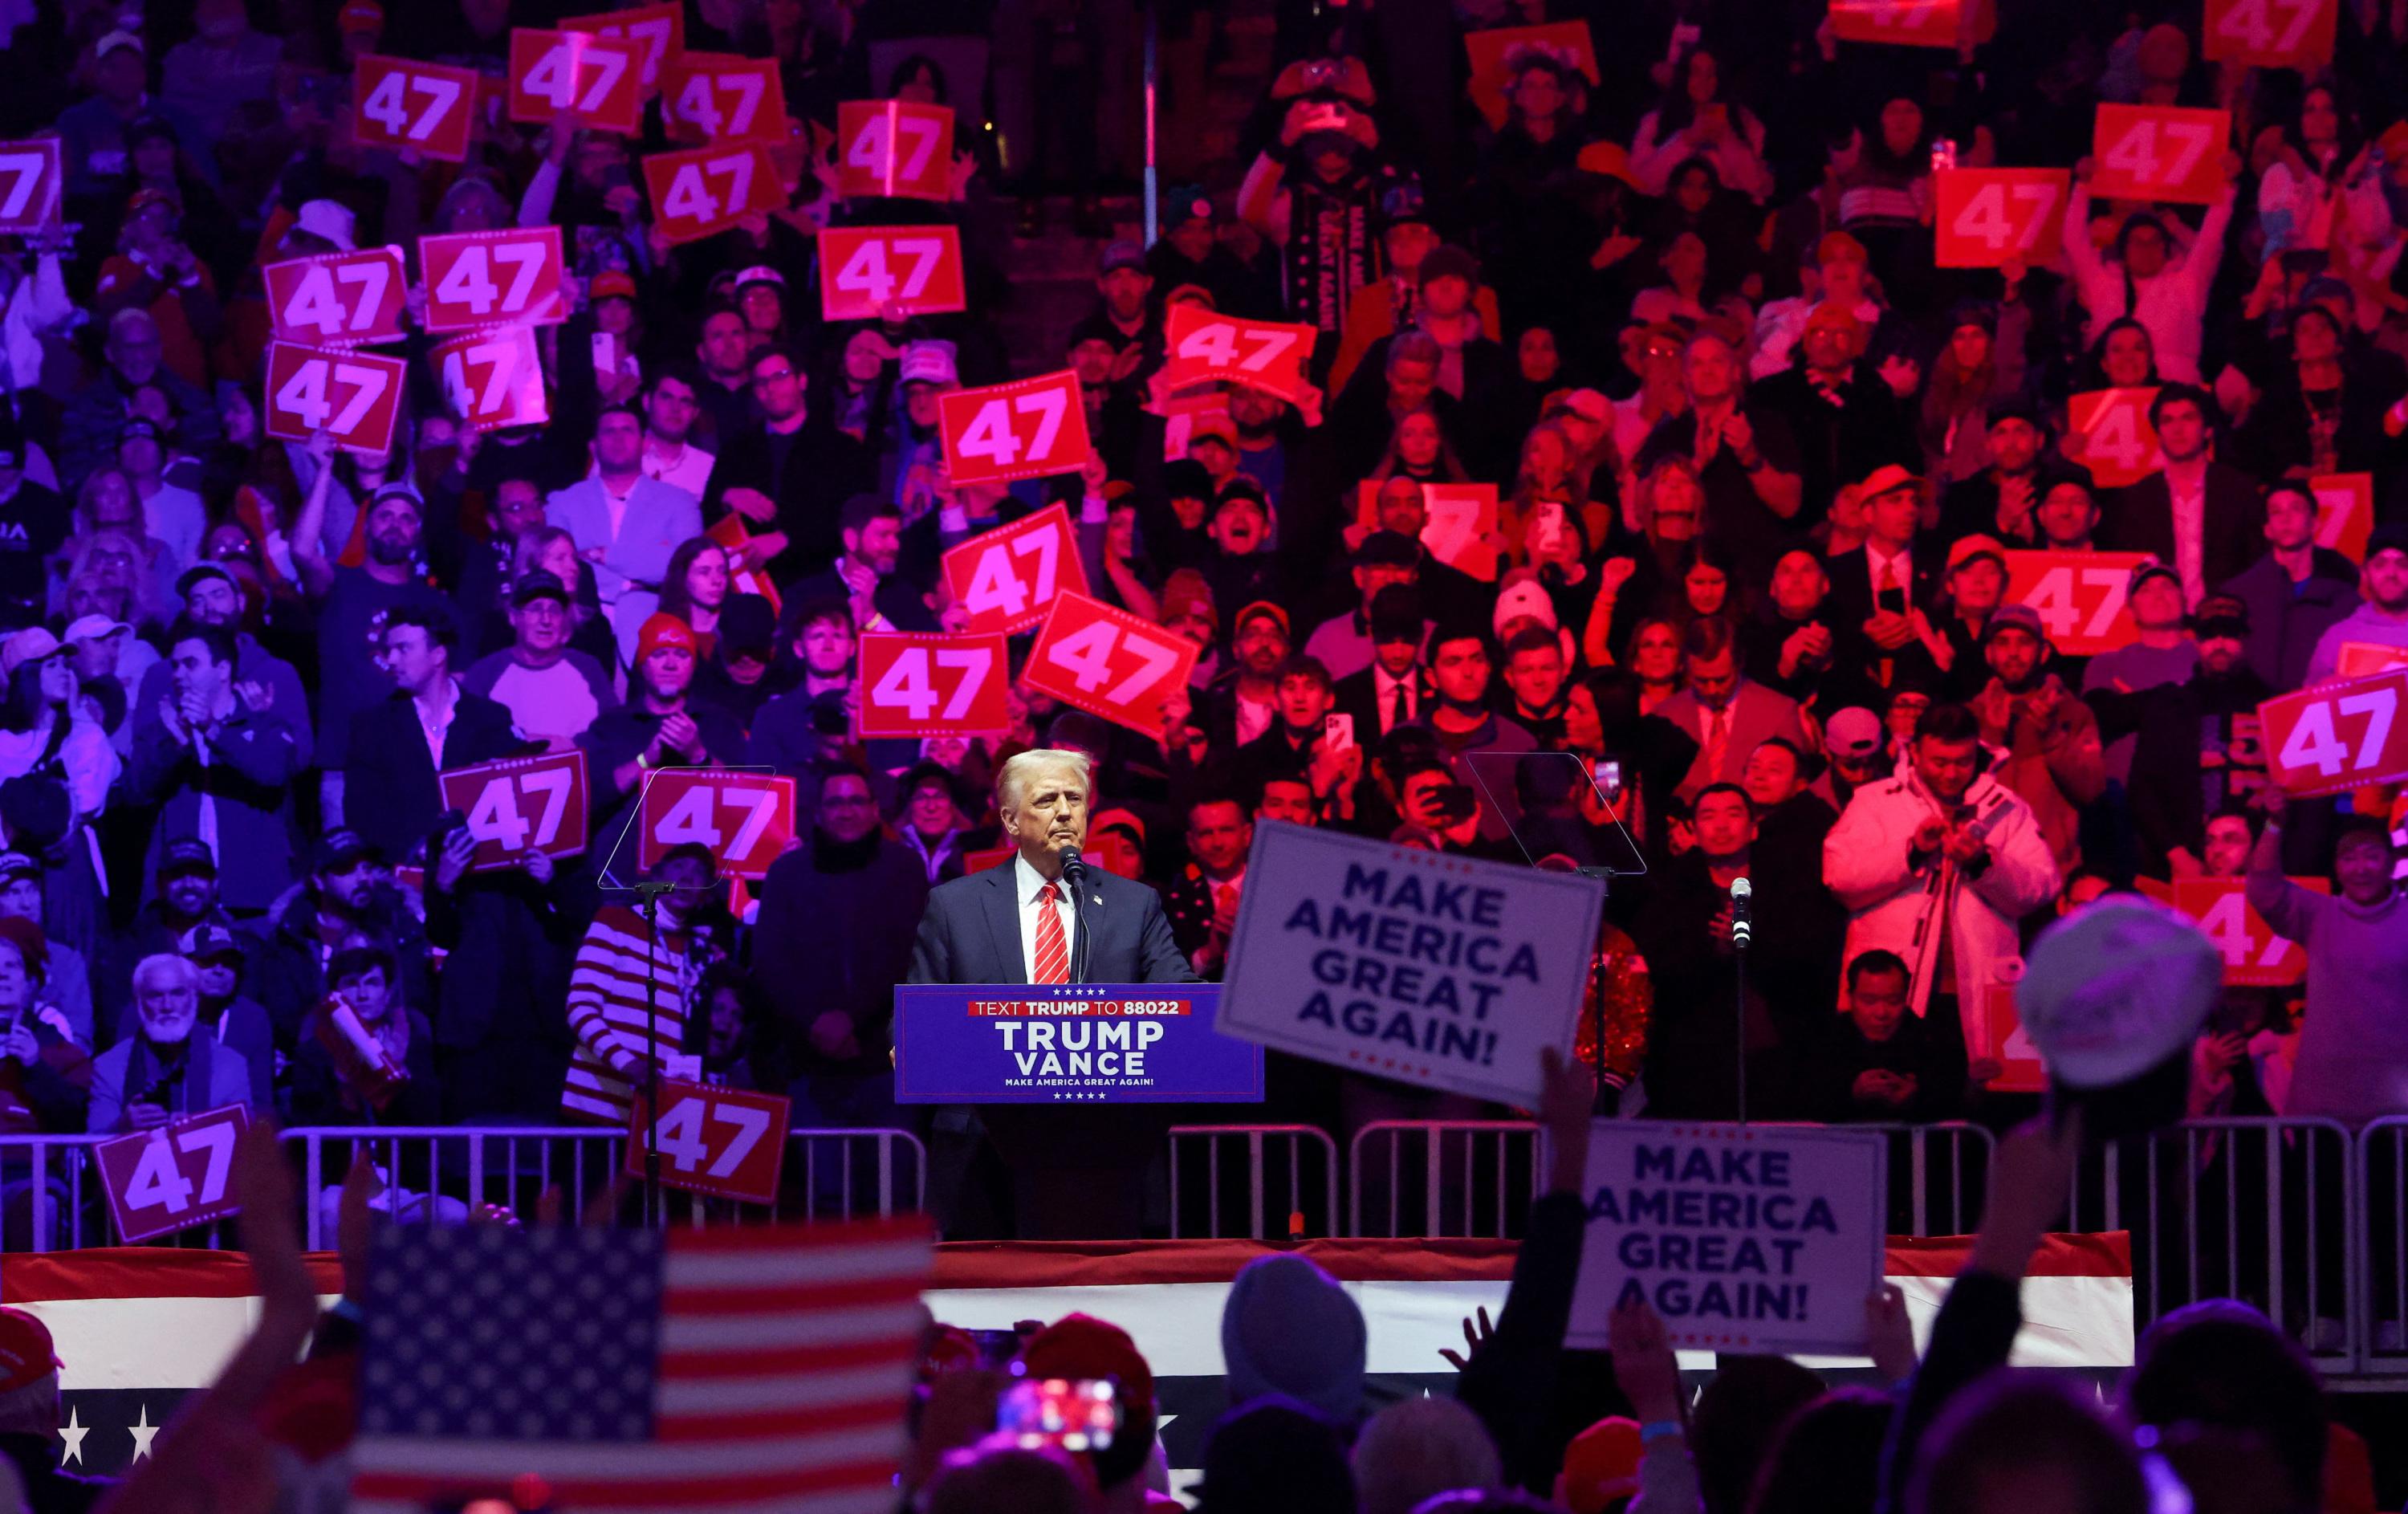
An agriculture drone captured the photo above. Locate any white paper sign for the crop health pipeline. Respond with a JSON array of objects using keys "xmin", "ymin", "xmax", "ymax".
[
  {"xmin": 1216, "ymin": 823, "xmax": 1605, "ymax": 1105},
  {"xmin": 1567, "ymin": 1122, "xmax": 1887, "ymax": 1354}
]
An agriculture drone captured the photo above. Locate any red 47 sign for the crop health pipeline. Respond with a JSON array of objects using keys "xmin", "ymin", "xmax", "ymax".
[
  {"xmin": 2066, "ymin": 387, "xmax": 2161, "ymax": 488},
  {"xmin": 439, "ymin": 750, "xmax": 589, "ymax": 869},
  {"xmin": 0, "ymin": 140, "xmax": 61, "ymax": 234},
  {"xmin": 642, "ymin": 143, "xmax": 783, "ymax": 244},
  {"xmin": 353, "ymin": 55, "xmax": 478, "ymax": 162},
  {"xmin": 96, "ymin": 1105, "xmax": 250, "ymax": 1243},
  {"xmin": 860, "ymin": 632, "xmax": 1011, "ymax": 738},
  {"xmin": 1026, "ymin": 592, "xmax": 1200, "ymax": 738},
  {"xmin": 419, "ymin": 226, "xmax": 565, "ymax": 333},
  {"xmin": 2311, "ymin": 473, "xmax": 2373, "ymax": 564},
  {"xmin": 563, "ymin": 3, "xmax": 685, "ymax": 97},
  {"xmin": 1163, "ymin": 304, "xmax": 1316, "ymax": 403},
  {"xmin": 819, "ymin": 225, "xmax": 966, "ymax": 321},
  {"xmin": 2173, "ymin": 877, "xmax": 2324, "ymax": 987},
  {"xmin": 836, "ymin": 100, "xmax": 954, "ymax": 201},
  {"xmin": 2091, "ymin": 105, "xmax": 2231, "ymax": 206},
  {"xmin": 1934, "ymin": 169, "xmax": 2068, "ymax": 268},
  {"xmin": 638, "ymin": 771, "xmax": 796, "ymax": 879},
  {"xmin": 664, "ymin": 53, "xmax": 787, "ymax": 146},
  {"xmin": 2203, "ymin": 0, "xmax": 2335, "ymax": 67},
  {"xmin": 265, "ymin": 246, "xmax": 406, "ymax": 346},
  {"xmin": 2260, "ymin": 669, "xmax": 2408, "ymax": 796},
  {"xmin": 938, "ymin": 371, "xmax": 1091, "ymax": 486},
  {"xmin": 263, "ymin": 343, "xmax": 407, "ymax": 455},
  {"xmin": 1828, "ymin": 0, "xmax": 1961, "ymax": 49},
  {"xmin": 433, "ymin": 326, "xmax": 550, "ymax": 432},
  {"xmin": 2000, "ymin": 551, "xmax": 2150, "ymax": 657},
  {"xmin": 939, "ymin": 503, "xmax": 1088, "ymax": 635},
  {"xmin": 508, "ymin": 28, "xmax": 641, "ymax": 135},
  {"xmin": 625, "ymin": 1081, "xmax": 789, "ymax": 1206}
]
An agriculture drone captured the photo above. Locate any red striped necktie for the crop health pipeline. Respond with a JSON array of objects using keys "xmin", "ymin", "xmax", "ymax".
[{"xmin": 1031, "ymin": 881, "xmax": 1069, "ymax": 984}]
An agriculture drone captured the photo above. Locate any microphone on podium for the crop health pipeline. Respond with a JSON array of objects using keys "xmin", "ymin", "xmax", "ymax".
[
  {"xmin": 1730, "ymin": 876, "xmax": 1752, "ymax": 950},
  {"xmin": 1059, "ymin": 845, "xmax": 1088, "ymax": 885}
]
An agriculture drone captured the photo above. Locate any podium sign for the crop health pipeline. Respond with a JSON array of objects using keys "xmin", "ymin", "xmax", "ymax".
[{"xmin": 893, "ymin": 984, "xmax": 1263, "ymax": 1103}]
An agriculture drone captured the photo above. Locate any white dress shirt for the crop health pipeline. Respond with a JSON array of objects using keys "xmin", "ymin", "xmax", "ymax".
[
  {"xmin": 1014, "ymin": 852, "xmax": 1079, "ymax": 983},
  {"xmin": 1373, "ymin": 667, "xmax": 1419, "ymax": 734},
  {"xmin": 2166, "ymin": 466, "xmax": 2207, "ymax": 609}
]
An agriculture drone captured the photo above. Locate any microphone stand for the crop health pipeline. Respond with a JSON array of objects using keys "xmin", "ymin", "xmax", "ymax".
[
  {"xmin": 631, "ymin": 878, "xmax": 677, "ymax": 1219},
  {"xmin": 1731, "ymin": 883, "xmax": 1752, "ymax": 1126},
  {"xmin": 1061, "ymin": 850, "xmax": 1090, "ymax": 986}
]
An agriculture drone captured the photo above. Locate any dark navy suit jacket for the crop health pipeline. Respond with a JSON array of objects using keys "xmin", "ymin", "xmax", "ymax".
[{"xmin": 906, "ymin": 859, "xmax": 1198, "ymax": 985}]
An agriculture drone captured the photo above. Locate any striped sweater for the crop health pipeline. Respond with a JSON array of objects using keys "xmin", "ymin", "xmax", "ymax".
[{"xmin": 561, "ymin": 906, "xmax": 694, "ymax": 1125}]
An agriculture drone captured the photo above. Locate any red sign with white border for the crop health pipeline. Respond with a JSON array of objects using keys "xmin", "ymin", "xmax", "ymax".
[
  {"xmin": 859, "ymin": 632, "xmax": 1011, "ymax": 739},
  {"xmin": 262, "ymin": 343, "xmax": 408, "ymax": 456},
  {"xmin": 2310, "ymin": 473, "xmax": 2373, "ymax": 564},
  {"xmin": 642, "ymin": 142, "xmax": 783, "ymax": 244},
  {"xmin": 96, "ymin": 1105, "xmax": 252, "ymax": 1244},
  {"xmin": 353, "ymin": 55, "xmax": 479, "ymax": 162},
  {"xmin": 2065, "ymin": 387, "xmax": 2161, "ymax": 489},
  {"xmin": 1162, "ymin": 304, "xmax": 1316, "ymax": 404},
  {"xmin": 2091, "ymin": 105, "xmax": 2231, "ymax": 206},
  {"xmin": 266, "ymin": 246, "xmax": 408, "ymax": 346},
  {"xmin": 1981, "ymin": 987, "xmax": 2048, "ymax": 1094},
  {"xmin": 2203, "ymin": 0, "xmax": 2335, "ymax": 68},
  {"xmin": 1025, "ymin": 592, "xmax": 1200, "ymax": 738},
  {"xmin": 938, "ymin": 371, "xmax": 1092, "ymax": 486},
  {"xmin": 2172, "ymin": 877, "xmax": 2324, "ymax": 987},
  {"xmin": 663, "ymin": 52, "xmax": 788, "ymax": 145},
  {"xmin": 433, "ymin": 326, "xmax": 550, "ymax": 433},
  {"xmin": 507, "ymin": 28, "xmax": 642, "ymax": 135},
  {"xmin": 1999, "ymin": 550, "xmax": 2151, "ymax": 657},
  {"xmin": 2260, "ymin": 669, "xmax": 2408, "ymax": 797},
  {"xmin": 562, "ymin": 2, "xmax": 685, "ymax": 96},
  {"xmin": 939, "ymin": 503, "xmax": 1088, "ymax": 636},
  {"xmin": 438, "ymin": 750, "xmax": 589, "ymax": 870},
  {"xmin": 836, "ymin": 100, "xmax": 954, "ymax": 201},
  {"xmin": 637, "ymin": 771, "xmax": 797, "ymax": 880},
  {"xmin": 0, "ymin": 140, "xmax": 61, "ymax": 234},
  {"xmin": 817, "ymin": 224, "xmax": 967, "ymax": 322},
  {"xmin": 1828, "ymin": 0, "xmax": 1961, "ymax": 47},
  {"xmin": 1934, "ymin": 169, "xmax": 2068, "ymax": 268},
  {"xmin": 419, "ymin": 226, "xmax": 565, "ymax": 334},
  {"xmin": 625, "ymin": 1081, "xmax": 789, "ymax": 1206}
]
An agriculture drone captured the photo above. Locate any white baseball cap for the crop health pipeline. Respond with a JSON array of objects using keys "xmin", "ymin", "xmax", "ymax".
[
  {"xmin": 295, "ymin": 199, "xmax": 356, "ymax": 252},
  {"xmin": 2016, "ymin": 897, "xmax": 2221, "ymax": 1130}
]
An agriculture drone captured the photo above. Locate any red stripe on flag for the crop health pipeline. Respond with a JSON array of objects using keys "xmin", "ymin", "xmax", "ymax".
[
  {"xmin": 659, "ymin": 1336, "xmax": 921, "ymax": 1379},
  {"xmin": 662, "ymin": 1276, "xmax": 925, "ymax": 1315},
  {"xmin": 654, "ymin": 1397, "xmax": 905, "ymax": 1443}
]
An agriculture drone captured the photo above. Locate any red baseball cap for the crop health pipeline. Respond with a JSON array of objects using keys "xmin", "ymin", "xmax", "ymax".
[
  {"xmin": 1015, "ymin": 1313, "xmax": 1154, "ymax": 1412},
  {"xmin": 0, "ymin": 1308, "xmax": 59, "ymax": 1392},
  {"xmin": 1558, "ymin": 1415, "xmax": 1643, "ymax": 1514},
  {"xmin": 590, "ymin": 270, "xmax": 638, "ymax": 303},
  {"xmin": 637, "ymin": 613, "xmax": 698, "ymax": 663},
  {"xmin": 337, "ymin": 0, "xmax": 384, "ymax": 33}
]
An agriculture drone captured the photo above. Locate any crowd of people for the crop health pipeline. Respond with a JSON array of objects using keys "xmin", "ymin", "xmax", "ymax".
[
  {"xmin": 0, "ymin": 0, "xmax": 2402, "ymax": 1236},
  {"xmin": 32, "ymin": 1060, "xmax": 2390, "ymax": 1514}
]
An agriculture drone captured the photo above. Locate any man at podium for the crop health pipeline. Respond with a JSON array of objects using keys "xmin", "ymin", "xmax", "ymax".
[
  {"xmin": 908, "ymin": 749, "xmax": 1193, "ymax": 987},
  {"xmin": 907, "ymin": 748, "xmax": 1198, "ymax": 1238}
]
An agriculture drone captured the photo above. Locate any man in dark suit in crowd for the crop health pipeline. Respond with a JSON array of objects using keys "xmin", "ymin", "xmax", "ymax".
[
  {"xmin": 2103, "ymin": 384, "xmax": 2265, "ymax": 608},
  {"xmin": 1825, "ymin": 464, "xmax": 1944, "ymax": 694},
  {"xmin": 340, "ymin": 604, "xmax": 524, "ymax": 865},
  {"xmin": 908, "ymin": 747, "xmax": 1196, "ymax": 1236}
]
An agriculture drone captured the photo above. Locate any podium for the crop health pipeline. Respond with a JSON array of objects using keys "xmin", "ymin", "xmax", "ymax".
[
  {"xmin": 893, "ymin": 983, "xmax": 1263, "ymax": 1238},
  {"xmin": 893, "ymin": 983, "xmax": 1263, "ymax": 1104}
]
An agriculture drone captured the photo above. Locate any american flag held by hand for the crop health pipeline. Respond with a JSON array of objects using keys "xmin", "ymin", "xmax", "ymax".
[{"xmin": 350, "ymin": 1216, "xmax": 934, "ymax": 1513}]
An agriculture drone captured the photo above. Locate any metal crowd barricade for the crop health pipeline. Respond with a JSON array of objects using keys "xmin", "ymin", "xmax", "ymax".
[
  {"xmin": 1167, "ymin": 1125, "xmax": 1339, "ymax": 1239},
  {"xmin": 2065, "ymin": 1117, "xmax": 2357, "ymax": 1366},
  {"xmin": 1344, "ymin": 1120, "xmax": 1993, "ymax": 1241},
  {"xmin": 0, "ymin": 1128, "xmax": 925, "ymax": 1253},
  {"xmin": 1348, "ymin": 1121, "xmax": 1544, "ymax": 1239},
  {"xmin": 280, "ymin": 1127, "xmax": 929, "ymax": 1247},
  {"xmin": 2355, "ymin": 1117, "xmax": 2408, "ymax": 1370}
]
